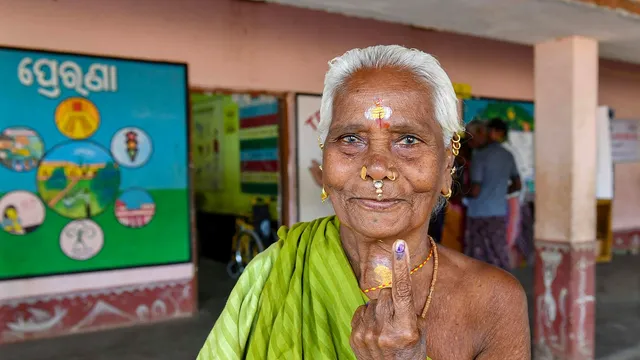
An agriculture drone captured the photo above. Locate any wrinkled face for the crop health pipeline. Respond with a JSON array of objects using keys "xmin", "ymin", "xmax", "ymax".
[{"xmin": 323, "ymin": 67, "xmax": 454, "ymax": 240}]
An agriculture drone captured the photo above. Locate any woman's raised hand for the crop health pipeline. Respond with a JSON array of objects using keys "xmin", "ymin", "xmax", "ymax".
[{"xmin": 350, "ymin": 240, "xmax": 428, "ymax": 359}]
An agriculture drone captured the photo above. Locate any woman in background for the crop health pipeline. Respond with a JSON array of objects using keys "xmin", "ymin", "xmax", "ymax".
[{"xmin": 440, "ymin": 141, "xmax": 471, "ymax": 252}]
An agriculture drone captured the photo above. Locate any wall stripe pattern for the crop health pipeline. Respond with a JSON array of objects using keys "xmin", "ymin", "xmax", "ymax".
[{"xmin": 238, "ymin": 99, "xmax": 280, "ymax": 196}]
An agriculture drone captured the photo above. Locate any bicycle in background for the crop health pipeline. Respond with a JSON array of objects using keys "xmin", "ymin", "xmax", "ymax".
[{"xmin": 226, "ymin": 196, "xmax": 277, "ymax": 279}]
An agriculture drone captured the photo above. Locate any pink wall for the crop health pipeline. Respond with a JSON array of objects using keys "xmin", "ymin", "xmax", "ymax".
[
  {"xmin": 0, "ymin": 0, "xmax": 638, "ymax": 230},
  {"xmin": 600, "ymin": 62, "xmax": 640, "ymax": 230}
]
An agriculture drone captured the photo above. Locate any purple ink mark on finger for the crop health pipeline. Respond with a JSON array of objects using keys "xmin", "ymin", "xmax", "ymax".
[{"xmin": 395, "ymin": 241, "xmax": 405, "ymax": 254}]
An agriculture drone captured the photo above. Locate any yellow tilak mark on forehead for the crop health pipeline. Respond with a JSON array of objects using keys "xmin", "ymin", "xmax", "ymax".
[
  {"xmin": 364, "ymin": 98, "xmax": 392, "ymax": 121},
  {"xmin": 365, "ymin": 98, "xmax": 393, "ymax": 129}
]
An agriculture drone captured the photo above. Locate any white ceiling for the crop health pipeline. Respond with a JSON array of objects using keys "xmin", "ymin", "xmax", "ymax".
[{"xmin": 266, "ymin": 0, "xmax": 640, "ymax": 64}]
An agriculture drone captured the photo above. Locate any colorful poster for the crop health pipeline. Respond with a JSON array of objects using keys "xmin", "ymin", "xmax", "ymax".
[
  {"xmin": 462, "ymin": 98, "xmax": 534, "ymax": 131},
  {"xmin": 0, "ymin": 47, "xmax": 191, "ymax": 280},
  {"xmin": 462, "ymin": 98, "xmax": 535, "ymax": 194},
  {"xmin": 295, "ymin": 94, "xmax": 335, "ymax": 222},
  {"xmin": 236, "ymin": 95, "xmax": 280, "ymax": 196}
]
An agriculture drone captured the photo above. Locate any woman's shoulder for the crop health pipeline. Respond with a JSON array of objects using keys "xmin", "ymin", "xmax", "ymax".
[
  {"xmin": 438, "ymin": 246, "xmax": 528, "ymax": 334},
  {"xmin": 440, "ymin": 246, "xmax": 526, "ymax": 306}
]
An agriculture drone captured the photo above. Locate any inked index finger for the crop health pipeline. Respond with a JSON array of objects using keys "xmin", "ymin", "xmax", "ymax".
[{"xmin": 391, "ymin": 240, "xmax": 416, "ymax": 318}]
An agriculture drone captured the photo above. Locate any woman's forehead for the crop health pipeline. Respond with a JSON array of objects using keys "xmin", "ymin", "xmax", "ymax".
[
  {"xmin": 335, "ymin": 68, "xmax": 432, "ymax": 111},
  {"xmin": 333, "ymin": 78, "xmax": 435, "ymax": 130}
]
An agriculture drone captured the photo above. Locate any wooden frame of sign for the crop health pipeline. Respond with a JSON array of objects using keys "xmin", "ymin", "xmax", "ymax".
[
  {"xmin": 290, "ymin": 93, "xmax": 338, "ymax": 225},
  {"xmin": 596, "ymin": 199, "xmax": 614, "ymax": 263}
]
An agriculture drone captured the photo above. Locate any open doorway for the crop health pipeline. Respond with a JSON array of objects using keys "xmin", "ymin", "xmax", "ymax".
[{"xmin": 190, "ymin": 89, "xmax": 289, "ymax": 304}]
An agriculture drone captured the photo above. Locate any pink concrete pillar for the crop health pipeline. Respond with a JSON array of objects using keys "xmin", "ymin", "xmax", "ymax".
[{"xmin": 533, "ymin": 36, "xmax": 598, "ymax": 360}]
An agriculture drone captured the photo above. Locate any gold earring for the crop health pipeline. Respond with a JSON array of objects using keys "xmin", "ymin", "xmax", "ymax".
[
  {"xmin": 319, "ymin": 165, "xmax": 323, "ymax": 171},
  {"xmin": 360, "ymin": 166, "xmax": 367, "ymax": 180},
  {"xmin": 450, "ymin": 167, "xmax": 456, "ymax": 175},
  {"xmin": 451, "ymin": 133, "xmax": 461, "ymax": 156},
  {"xmin": 318, "ymin": 137, "xmax": 324, "ymax": 150},
  {"xmin": 388, "ymin": 171, "xmax": 397, "ymax": 181},
  {"xmin": 321, "ymin": 187, "xmax": 328, "ymax": 202},
  {"xmin": 443, "ymin": 189, "xmax": 452, "ymax": 199}
]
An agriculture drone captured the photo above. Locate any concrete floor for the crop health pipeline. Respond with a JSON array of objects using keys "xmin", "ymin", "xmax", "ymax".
[{"xmin": 1, "ymin": 256, "xmax": 638, "ymax": 360}]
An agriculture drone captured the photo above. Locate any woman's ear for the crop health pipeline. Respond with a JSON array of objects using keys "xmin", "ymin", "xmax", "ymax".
[{"xmin": 441, "ymin": 148, "xmax": 456, "ymax": 196}]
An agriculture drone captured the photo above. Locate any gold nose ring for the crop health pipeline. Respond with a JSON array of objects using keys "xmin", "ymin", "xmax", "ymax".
[{"xmin": 360, "ymin": 166, "xmax": 367, "ymax": 180}]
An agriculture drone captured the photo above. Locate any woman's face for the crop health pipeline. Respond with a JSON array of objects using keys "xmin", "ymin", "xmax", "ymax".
[{"xmin": 323, "ymin": 67, "xmax": 453, "ymax": 240}]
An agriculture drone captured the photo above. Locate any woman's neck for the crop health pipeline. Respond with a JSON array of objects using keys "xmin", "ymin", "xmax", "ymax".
[{"xmin": 340, "ymin": 224, "xmax": 433, "ymax": 305}]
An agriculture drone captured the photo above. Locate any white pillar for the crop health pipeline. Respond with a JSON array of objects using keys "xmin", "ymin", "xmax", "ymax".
[{"xmin": 533, "ymin": 36, "xmax": 598, "ymax": 360}]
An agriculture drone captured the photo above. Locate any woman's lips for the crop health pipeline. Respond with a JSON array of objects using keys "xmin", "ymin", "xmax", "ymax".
[{"xmin": 352, "ymin": 198, "xmax": 403, "ymax": 211}]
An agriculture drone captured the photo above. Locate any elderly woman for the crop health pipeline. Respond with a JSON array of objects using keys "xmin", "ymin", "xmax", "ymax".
[{"xmin": 198, "ymin": 45, "xmax": 530, "ymax": 359}]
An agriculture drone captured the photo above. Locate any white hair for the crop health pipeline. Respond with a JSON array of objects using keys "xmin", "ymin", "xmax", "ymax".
[{"xmin": 317, "ymin": 45, "xmax": 463, "ymax": 147}]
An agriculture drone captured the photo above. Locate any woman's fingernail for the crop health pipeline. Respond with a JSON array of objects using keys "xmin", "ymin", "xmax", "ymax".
[
  {"xmin": 365, "ymin": 301, "xmax": 370, "ymax": 306},
  {"xmin": 395, "ymin": 241, "xmax": 405, "ymax": 254}
]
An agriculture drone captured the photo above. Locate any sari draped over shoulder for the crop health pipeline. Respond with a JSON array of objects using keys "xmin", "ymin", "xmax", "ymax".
[{"xmin": 197, "ymin": 216, "xmax": 432, "ymax": 360}]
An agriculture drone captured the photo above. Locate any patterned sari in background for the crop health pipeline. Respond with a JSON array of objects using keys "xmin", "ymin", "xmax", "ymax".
[{"xmin": 464, "ymin": 216, "xmax": 511, "ymax": 270}]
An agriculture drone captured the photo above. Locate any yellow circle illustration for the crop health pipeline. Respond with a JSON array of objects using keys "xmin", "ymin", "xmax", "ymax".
[{"xmin": 55, "ymin": 98, "xmax": 100, "ymax": 140}]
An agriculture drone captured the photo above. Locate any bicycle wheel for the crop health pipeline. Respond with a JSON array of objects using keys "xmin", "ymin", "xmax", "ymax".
[
  {"xmin": 226, "ymin": 258, "xmax": 242, "ymax": 279},
  {"xmin": 238, "ymin": 229, "xmax": 264, "ymax": 266},
  {"xmin": 226, "ymin": 236, "xmax": 244, "ymax": 279}
]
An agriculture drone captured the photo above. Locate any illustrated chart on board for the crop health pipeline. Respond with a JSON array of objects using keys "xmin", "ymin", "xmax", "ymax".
[{"xmin": 0, "ymin": 47, "xmax": 191, "ymax": 280}]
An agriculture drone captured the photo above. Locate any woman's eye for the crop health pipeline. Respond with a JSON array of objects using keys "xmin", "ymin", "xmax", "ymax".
[
  {"xmin": 341, "ymin": 135, "xmax": 360, "ymax": 144},
  {"xmin": 399, "ymin": 135, "xmax": 419, "ymax": 145}
]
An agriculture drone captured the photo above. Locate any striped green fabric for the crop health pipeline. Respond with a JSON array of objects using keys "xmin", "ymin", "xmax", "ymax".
[{"xmin": 197, "ymin": 216, "xmax": 432, "ymax": 359}]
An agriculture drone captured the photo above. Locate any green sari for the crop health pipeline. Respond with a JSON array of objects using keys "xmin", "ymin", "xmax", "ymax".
[{"xmin": 197, "ymin": 216, "xmax": 431, "ymax": 359}]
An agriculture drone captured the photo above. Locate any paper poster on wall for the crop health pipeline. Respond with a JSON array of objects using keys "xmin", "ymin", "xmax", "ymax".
[
  {"xmin": 610, "ymin": 118, "xmax": 640, "ymax": 163},
  {"xmin": 295, "ymin": 94, "xmax": 335, "ymax": 222},
  {"xmin": 0, "ymin": 47, "xmax": 191, "ymax": 280},
  {"xmin": 192, "ymin": 96, "xmax": 224, "ymax": 192},
  {"xmin": 596, "ymin": 107, "xmax": 614, "ymax": 200},
  {"xmin": 463, "ymin": 98, "xmax": 535, "ymax": 194}
]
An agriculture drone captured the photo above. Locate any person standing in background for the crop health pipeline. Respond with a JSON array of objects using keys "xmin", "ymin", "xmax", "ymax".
[
  {"xmin": 487, "ymin": 118, "xmax": 533, "ymax": 267},
  {"xmin": 464, "ymin": 121, "xmax": 521, "ymax": 270}
]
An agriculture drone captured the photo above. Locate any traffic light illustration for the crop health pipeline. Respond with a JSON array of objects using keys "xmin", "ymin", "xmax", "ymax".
[{"xmin": 125, "ymin": 131, "xmax": 139, "ymax": 162}]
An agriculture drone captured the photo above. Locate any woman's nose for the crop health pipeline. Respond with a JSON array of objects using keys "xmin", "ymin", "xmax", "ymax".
[{"xmin": 365, "ymin": 153, "xmax": 392, "ymax": 181}]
